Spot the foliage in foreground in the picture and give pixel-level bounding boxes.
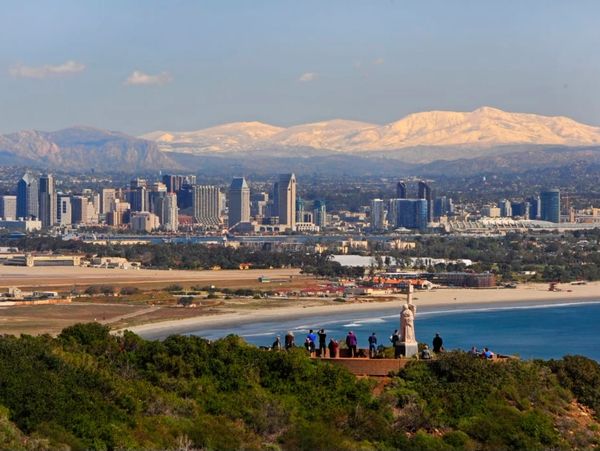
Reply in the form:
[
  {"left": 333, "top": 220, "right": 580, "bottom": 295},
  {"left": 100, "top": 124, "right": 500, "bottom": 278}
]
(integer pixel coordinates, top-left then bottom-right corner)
[{"left": 0, "top": 324, "right": 598, "bottom": 450}]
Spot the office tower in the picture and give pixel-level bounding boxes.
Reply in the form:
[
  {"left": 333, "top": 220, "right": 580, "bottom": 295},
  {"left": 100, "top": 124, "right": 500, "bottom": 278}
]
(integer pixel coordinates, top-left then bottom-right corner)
[
  {"left": 528, "top": 195, "right": 541, "bottom": 219},
  {"left": 192, "top": 185, "right": 221, "bottom": 226},
  {"left": 17, "top": 172, "right": 39, "bottom": 219},
  {"left": 0, "top": 195, "right": 17, "bottom": 220},
  {"left": 295, "top": 197, "right": 305, "bottom": 223},
  {"left": 433, "top": 196, "right": 453, "bottom": 218},
  {"left": 540, "top": 189, "right": 560, "bottom": 223},
  {"left": 396, "top": 181, "right": 407, "bottom": 199},
  {"left": 177, "top": 183, "right": 194, "bottom": 209},
  {"left": 107, "top": 199, "right": 130, "bottom": 227},
  {"left": 387, "top": 199, "right": 401, "bottom": 228},
  {"left": 228, "top": 177, "right": 250, "bottom": 227},
  {"left": 511, "top": 201, "right": 530, "bottom": 219},
  {"left": 162, "top": 174, "right": 180, "bottom": 193},
  {"left": 148, "top": 183, "right": 167, "bottom": 215},
  {"left": 101, "top": 188, "right": 116, "bottom": 214},
  {"left": 277, "top": 173, "right": 297, "bottom": 230},
  {"left": 71, "top": 196, "right": 89, "bottom": 224},
  {"left": 155, "top": 192, "right": 178, "bottom": 231},
  {"left": 370, "top": 199, "right": 386, "bottom": 230},
  {"left": 397, "top": 199, "right": 428, "bottom": 230},
  {"left": 498, "top": 199, "right": 512, "bottom": 217},
  {"left": 38, "top": 174, "right": 57, "bottom": 227},
  {"left": 313, "top": 200, "right": 327, "bottom": 228},
  {"left": 57, "top": 195, "right": 72, "bottom": 226},
  {"left": 251, "top": 192, "right": 269, "bottom": 218},
  {"left": 418, "top": 180, "right": 433, "bottom": 223},
  {"left": 271, "top": 182, "right": 280, "bottom": 218},
  {"left": 129, "top": 178, "right": 148, "bottom": 212}
]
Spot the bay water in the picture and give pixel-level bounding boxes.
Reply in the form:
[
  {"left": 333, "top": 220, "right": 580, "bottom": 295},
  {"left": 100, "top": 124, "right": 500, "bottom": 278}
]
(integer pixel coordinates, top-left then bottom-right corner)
[{"left": 189, "top": 301, "right": 600, "bottom": 361}]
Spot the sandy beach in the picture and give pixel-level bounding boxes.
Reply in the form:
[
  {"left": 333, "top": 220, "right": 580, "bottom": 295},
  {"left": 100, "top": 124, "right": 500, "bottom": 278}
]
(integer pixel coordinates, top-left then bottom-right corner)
[{"left": 126, "top": 281, "right": 600, "bottom": 339}]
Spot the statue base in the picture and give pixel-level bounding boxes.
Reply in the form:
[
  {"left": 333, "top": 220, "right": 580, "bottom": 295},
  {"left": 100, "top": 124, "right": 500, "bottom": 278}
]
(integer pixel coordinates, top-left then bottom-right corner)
[{"left": 397, "top": 342, "right": 418, "bottom": 358}]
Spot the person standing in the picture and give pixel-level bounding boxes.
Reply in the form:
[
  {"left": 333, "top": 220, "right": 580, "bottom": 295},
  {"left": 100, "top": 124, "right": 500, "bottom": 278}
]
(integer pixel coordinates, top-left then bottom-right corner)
[
  {"left": 306, "top": 329, "right": 317, "bottom": 355},
  {"left": 433, "top": 333, "right": 444, "bottom": 353},
  {"left": 368, "top": 332, "right": 378, "bottom": 358},
  {"left": 390, "top": 329, "right": 401, "bottom": 358},
  {"left": 272, "top": 336, "right": 282, "bottom": 351},
  {"left": 346, "top": 331, "right": 358, "bottom": 357},
  {"left": 318, "top": 329, "right": 327, "bottom": 357},
  {"left": 284, "top": 331, "right": 295, "bottom": 350},
  {"left": 328, "top": 338, "right": 339, "bottom": 358}
]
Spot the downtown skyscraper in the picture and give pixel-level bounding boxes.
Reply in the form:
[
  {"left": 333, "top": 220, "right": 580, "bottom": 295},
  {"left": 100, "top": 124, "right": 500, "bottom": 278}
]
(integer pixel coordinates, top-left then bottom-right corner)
[
  {"left": 276, "top": 173, "right": 297, "bottom": 230},
  {"left": 16, "top": 172, "right": 39, "bottom": 220},
  {"left": 38, "top": 174, "right": 57, "bottom": 227},
  {"left": 228, "top": 177, "right": 250, "bottom": 228}
]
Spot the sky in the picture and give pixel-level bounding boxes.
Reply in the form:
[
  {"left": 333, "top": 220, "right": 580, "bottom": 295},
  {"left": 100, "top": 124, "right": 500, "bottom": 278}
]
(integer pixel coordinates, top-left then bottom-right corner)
[{"left": 2, "top": 0, "right": 600, "bottom": 135}]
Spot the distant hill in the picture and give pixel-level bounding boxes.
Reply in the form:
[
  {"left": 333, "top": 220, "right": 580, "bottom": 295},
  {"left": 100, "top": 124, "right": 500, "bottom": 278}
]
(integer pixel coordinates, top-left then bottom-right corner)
[
  {"left": 4, "top": 107, "right": 600, "bottom": 174},
  {"left": 0, "top": 126, "right": 178, "bottom": 172},
  {"left": 143, "top": 107, "right": 600, "bottom": 159}
]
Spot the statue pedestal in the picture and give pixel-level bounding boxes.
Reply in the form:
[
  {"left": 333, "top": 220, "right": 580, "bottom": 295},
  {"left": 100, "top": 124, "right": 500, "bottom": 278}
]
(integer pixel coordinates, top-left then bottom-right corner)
[{"left": 397, "top": 342, "right": 418, "bottom": 358}]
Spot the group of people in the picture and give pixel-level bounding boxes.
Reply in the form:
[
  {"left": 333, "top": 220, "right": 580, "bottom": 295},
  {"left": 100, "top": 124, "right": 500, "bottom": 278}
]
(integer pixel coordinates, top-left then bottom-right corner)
[
  {"left": 272, "top": 329, "right": 448, "bottom": 360},
  {"left": 469, "top": 346, "right": 496, "bottom": 359},
  {"left": 271, "top": 329, "right": 379, "bottom": 358},
  {"left": 272, "top": 330, "right": 498, "bottom": 360}
]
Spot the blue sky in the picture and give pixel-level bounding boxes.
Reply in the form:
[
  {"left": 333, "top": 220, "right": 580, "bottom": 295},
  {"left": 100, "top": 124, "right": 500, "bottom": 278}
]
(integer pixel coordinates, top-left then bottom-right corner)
[{"left": 2, "top": 0, "right": 600, "bottom": 134}]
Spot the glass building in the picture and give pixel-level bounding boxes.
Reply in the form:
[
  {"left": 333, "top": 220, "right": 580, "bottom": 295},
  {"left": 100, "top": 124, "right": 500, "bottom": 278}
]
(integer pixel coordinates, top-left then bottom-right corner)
[{"left": 540, "top": 189, "right": 560, "bottom": 223}]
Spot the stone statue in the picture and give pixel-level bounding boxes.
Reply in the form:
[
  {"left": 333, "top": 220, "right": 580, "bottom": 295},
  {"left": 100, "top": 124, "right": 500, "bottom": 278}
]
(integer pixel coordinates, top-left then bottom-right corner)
[{"left": 400, "top": 303, "right": 416, "bottom": 343}]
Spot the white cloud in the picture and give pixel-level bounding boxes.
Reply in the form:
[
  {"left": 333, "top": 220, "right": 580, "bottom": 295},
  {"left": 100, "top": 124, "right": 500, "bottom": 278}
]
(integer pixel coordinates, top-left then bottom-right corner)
[
  {"left": 298, "top": 72, "right": 317, "bottom": 82},
  {"left": 373, "top": 58, "right": 385, "bottom": 65},
  {"left": 9, "top": 60, "right": 86, "bottom": 79},
  {"left": 125, "top": 70, "right": 172, "bottom": 86}
]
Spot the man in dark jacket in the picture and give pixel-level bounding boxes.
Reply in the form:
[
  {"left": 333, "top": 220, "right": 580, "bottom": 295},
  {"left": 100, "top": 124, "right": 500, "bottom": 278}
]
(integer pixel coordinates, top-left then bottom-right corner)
[{"left": 433, "top": 333, "right": 444, "bottom": 353}]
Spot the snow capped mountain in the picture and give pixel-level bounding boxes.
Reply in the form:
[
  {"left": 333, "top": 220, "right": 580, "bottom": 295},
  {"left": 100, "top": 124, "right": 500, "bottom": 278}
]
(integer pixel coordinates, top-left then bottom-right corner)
[
  {"left": 141, "top": 121, "right": 284, "bottom": 153},
  {"left": 142, "top": 107, "right": 600, "bottom": 154}
]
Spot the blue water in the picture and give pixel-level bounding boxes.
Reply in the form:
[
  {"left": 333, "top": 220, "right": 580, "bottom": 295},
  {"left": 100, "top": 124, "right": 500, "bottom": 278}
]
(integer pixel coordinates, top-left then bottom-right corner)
[{"left": 188, "top": 301, "right": 600, "bottom": 361}]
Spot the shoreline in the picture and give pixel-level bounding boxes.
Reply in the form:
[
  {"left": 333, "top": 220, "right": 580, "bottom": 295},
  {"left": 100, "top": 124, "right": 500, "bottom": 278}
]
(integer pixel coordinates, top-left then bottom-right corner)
[{"left": 125, "top": 282, "right": 600, "bottom": 339}]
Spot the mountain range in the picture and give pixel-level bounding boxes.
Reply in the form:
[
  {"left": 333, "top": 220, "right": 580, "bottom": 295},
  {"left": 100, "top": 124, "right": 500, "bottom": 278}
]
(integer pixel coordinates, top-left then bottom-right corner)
[
  {"left": 141, "top": 107, "right": 600, "bottom": 156},
  {"left": 2, "top": 107, "right": 600, "bottom": 174}
]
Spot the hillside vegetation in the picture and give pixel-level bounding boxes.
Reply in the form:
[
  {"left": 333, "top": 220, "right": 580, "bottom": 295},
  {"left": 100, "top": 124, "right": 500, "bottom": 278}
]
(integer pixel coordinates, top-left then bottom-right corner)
[{"left": 0, "top": 324, "right": 599, "bottom": 450}]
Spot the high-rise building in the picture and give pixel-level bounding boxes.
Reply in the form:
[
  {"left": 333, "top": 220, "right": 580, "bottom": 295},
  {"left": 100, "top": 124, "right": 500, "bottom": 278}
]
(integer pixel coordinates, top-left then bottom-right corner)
[
  {"left": 498, "top": 199, "right": 512, "bottom": 217},
  {"left": 251, "top": 192, "right": 269, "bottom": 218},
  {"left": 38, "top": 174, "right": 57, "bottom": 227},
  {"left": 57, "top": 195, "right": 72, "bottom": 226},
  {"left": 370, "top": 199, "right": 386, "bottom": 230},
  {"left": 17, "top": 172, "right": 39, "bottom": 219},
  {"left": 71, "top": 196, "right": 89, "bottom": 224},
  {"left": 313, "top": 200, "right": 327, "bottom": 228},
  {"left": 295, "top": 197, "right": 305, "bottom": 223},
  {"left": 155, "top": 192, "right": 178, "bottom": 231},
  {"left": 101, "top": 188, "right": 116, "bottom": 214},
  {"left": 528, "top": 196, "right": 541, "bottom": 220},
  {"left": 540, "top": 189, "right": 560, "bottom": 223},
  {"left": 511, "top": 201, "right": 530, "bottom": 219},
  {"left": 396, "top": 181, "right": 407, "bottom": 199},
  {"left": 433, "top": 196, "right": 454, "bottom": 218},
  {"left": 387, "top": 199, "right": 401, "bottom": 228},
  {"left": 397, "top": 199, "right": 428, "bottom": 230},
  {"left": 129, "top": 178, "right": 148, "bottom": 212},
  {"left": 228, "top": 177, "right": 250, "bottom": 228},
  {"left": 418, "top": 181, "right": 433, "bottom": 223},
  {"left": 0, "top": 195, "right": 17, "bottom": 220},
  {"left": 162, "top": 174, "right": 180, "bottom": 193},
  {"left": 192, "top": 185, "right": 221, "bottom": 226},
  {"left": 276, "top": 173, "right": 297, "bottom": 230}
]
